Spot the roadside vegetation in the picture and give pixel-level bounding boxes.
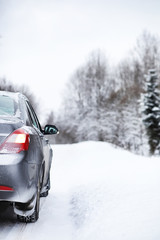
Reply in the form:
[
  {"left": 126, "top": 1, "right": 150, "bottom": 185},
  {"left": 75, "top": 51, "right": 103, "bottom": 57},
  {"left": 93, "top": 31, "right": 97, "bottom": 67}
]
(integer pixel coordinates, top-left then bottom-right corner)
[{"left": 54, "top": 31, "right": 160, "bottom": 156}]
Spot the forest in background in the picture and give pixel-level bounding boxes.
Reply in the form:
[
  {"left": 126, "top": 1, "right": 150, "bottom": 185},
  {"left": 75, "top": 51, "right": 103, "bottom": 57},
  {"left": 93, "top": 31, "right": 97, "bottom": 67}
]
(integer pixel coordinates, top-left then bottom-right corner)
[
  {"left": 1, "top": 31, "right": 160, "bottom": 156},
  {"left": 54, "top": 31, "right": 160, "bottom": 156}
]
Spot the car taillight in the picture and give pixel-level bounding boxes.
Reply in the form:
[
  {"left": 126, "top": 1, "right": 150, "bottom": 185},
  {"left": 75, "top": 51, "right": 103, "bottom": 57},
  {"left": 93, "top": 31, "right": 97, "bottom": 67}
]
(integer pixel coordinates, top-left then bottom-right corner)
[
  {"left": 0, "top": 128, "right": 30, "bottom": 154},
  {"left": 0, "top": 186, "right": 14, "bottom": 191}
]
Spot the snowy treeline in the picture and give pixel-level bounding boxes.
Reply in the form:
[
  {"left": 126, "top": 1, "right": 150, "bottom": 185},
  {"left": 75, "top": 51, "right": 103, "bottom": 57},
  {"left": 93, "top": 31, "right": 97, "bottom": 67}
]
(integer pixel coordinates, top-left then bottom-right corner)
[{"left": 54, "top": 31, "right": 160, "bottom": 155}]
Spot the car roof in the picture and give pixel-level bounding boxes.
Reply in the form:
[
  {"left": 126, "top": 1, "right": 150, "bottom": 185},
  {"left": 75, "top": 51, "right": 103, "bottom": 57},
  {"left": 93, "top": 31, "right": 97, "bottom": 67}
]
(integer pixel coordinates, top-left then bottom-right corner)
[
  {"left": 0, "top": 91, "right": 28, "bottom": 102},
  {"left": 0, "top": 90, "right": 19, "bottom": 98}
]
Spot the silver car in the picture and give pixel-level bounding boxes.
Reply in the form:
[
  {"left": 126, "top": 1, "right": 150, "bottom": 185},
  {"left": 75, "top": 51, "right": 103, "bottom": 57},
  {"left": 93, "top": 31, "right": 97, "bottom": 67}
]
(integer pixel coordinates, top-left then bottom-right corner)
[{"left": 0, "top": 91, "right": 58, "bottom": 222}]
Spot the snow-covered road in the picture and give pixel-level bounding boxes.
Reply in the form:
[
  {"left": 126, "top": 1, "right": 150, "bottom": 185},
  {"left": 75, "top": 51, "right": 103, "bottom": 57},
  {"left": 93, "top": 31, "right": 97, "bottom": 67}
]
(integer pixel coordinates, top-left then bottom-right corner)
[{"left": 1, "top": 141, "right": 160, "bottom": 240}]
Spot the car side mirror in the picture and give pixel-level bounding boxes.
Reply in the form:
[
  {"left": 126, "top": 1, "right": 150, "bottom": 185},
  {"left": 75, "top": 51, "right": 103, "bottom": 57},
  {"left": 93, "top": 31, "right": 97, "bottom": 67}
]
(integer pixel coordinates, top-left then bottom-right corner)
[{"left": 44, "top": 125, "right": 59, "bottom": 135}]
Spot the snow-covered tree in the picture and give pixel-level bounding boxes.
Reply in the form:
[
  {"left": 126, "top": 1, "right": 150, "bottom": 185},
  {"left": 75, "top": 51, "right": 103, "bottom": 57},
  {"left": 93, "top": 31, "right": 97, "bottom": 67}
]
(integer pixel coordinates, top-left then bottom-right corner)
[
  {"left": 59, "top": 50, "right": 113, "bottom": 142},
  {"left": 134, "top": 31, "right": 160, "bottom": 74},
  {"left": 143, "top": 70, "right": 160, "bottom": 155}
]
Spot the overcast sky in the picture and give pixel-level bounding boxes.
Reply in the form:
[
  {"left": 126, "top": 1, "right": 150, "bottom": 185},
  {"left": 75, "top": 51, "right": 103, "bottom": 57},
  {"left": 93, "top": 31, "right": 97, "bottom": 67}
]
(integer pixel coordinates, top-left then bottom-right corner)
[{"left": 0, "top": 0, "right": 160, "bottom": 116}]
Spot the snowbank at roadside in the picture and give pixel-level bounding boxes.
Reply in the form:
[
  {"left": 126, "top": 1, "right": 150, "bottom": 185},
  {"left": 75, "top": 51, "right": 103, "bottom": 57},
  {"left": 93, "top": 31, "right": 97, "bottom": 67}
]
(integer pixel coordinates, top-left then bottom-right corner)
[{"left": 53, "top": 141, "right": 160, "bottom": 240}]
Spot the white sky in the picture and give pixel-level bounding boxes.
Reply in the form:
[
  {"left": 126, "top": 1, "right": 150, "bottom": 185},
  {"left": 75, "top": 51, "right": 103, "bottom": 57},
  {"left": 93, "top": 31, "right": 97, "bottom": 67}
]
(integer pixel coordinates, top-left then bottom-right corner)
[{"left": 0, "top": 0, "right": 160, "bottom": 115}]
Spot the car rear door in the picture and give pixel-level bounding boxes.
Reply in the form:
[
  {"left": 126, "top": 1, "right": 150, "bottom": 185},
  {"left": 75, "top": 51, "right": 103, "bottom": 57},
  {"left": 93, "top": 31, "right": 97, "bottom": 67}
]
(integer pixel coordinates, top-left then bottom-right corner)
[{"left": 25, "top": 101, "right": 51, "bottom": 186}]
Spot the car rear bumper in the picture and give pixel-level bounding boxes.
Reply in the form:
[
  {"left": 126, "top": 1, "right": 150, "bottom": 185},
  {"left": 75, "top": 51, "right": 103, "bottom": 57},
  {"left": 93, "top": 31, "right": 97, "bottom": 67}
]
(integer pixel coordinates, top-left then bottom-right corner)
[{"left": 0, "top": 152, "right": 38, "bottom": 204}]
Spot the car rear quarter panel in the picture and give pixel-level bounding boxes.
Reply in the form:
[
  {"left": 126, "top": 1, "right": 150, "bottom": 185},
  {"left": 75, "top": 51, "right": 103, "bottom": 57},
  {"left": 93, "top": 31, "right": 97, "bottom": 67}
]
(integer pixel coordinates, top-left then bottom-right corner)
[{"left": 0, "top": 132, "right": 43, "bottom": 204}]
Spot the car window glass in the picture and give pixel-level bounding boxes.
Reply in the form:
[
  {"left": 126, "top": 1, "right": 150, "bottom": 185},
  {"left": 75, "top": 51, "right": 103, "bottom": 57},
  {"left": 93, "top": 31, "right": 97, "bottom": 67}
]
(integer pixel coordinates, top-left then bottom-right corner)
[
  {"left": 26, "top": 102, "right": 38, "bottom": 129},
  {"left": 0, "top": 95, "right": 15, "bottom": 116},
  {"left": 26, "top": 101, "right": 42, "bottom": 132}
]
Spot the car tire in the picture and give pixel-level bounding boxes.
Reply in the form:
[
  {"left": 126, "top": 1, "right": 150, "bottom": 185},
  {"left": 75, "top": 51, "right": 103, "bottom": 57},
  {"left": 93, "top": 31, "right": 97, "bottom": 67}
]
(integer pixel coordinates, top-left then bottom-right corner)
[{"left": 17, "top": 178, "right": 41, "bottom": 223}]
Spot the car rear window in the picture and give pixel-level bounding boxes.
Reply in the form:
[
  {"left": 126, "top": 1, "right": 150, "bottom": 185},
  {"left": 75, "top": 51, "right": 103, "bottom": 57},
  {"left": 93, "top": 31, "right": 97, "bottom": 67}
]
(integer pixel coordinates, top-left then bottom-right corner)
[{"left": 0, "top": 95, "right": 15, "bottom": 116}]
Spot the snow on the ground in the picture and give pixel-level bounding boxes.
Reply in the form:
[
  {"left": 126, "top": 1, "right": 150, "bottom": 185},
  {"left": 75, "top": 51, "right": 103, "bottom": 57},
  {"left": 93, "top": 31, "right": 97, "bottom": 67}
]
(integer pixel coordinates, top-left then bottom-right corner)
[
  {"left": 53, "top": 141, "right": 160, "bottom": 240},
  {"left": 1, "top": 141, "right": 160, "bottom": 240}
]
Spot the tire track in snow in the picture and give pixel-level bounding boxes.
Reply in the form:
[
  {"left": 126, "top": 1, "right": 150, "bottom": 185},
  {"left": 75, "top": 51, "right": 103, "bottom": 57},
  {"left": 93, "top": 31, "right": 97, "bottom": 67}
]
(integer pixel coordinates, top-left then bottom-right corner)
[{"left": 12, "top": 223, "right": 27, "bottom": 240}]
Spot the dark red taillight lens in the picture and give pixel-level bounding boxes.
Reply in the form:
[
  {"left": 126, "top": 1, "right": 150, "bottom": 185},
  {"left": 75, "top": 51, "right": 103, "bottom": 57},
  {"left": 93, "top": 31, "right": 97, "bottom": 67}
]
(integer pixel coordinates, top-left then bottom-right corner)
[
  {"left": 0, "top": 128, "right": 30, "bottom": 154},
  {"left": 0, "top": 186, "right": 14, "bottom": 191}
]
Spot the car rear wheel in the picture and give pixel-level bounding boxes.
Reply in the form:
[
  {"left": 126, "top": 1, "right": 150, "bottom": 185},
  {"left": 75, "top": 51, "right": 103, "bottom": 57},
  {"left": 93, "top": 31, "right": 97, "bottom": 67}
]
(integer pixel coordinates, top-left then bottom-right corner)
[{"left": 17, "top": 179, "right": 41, "bottom": 223}]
